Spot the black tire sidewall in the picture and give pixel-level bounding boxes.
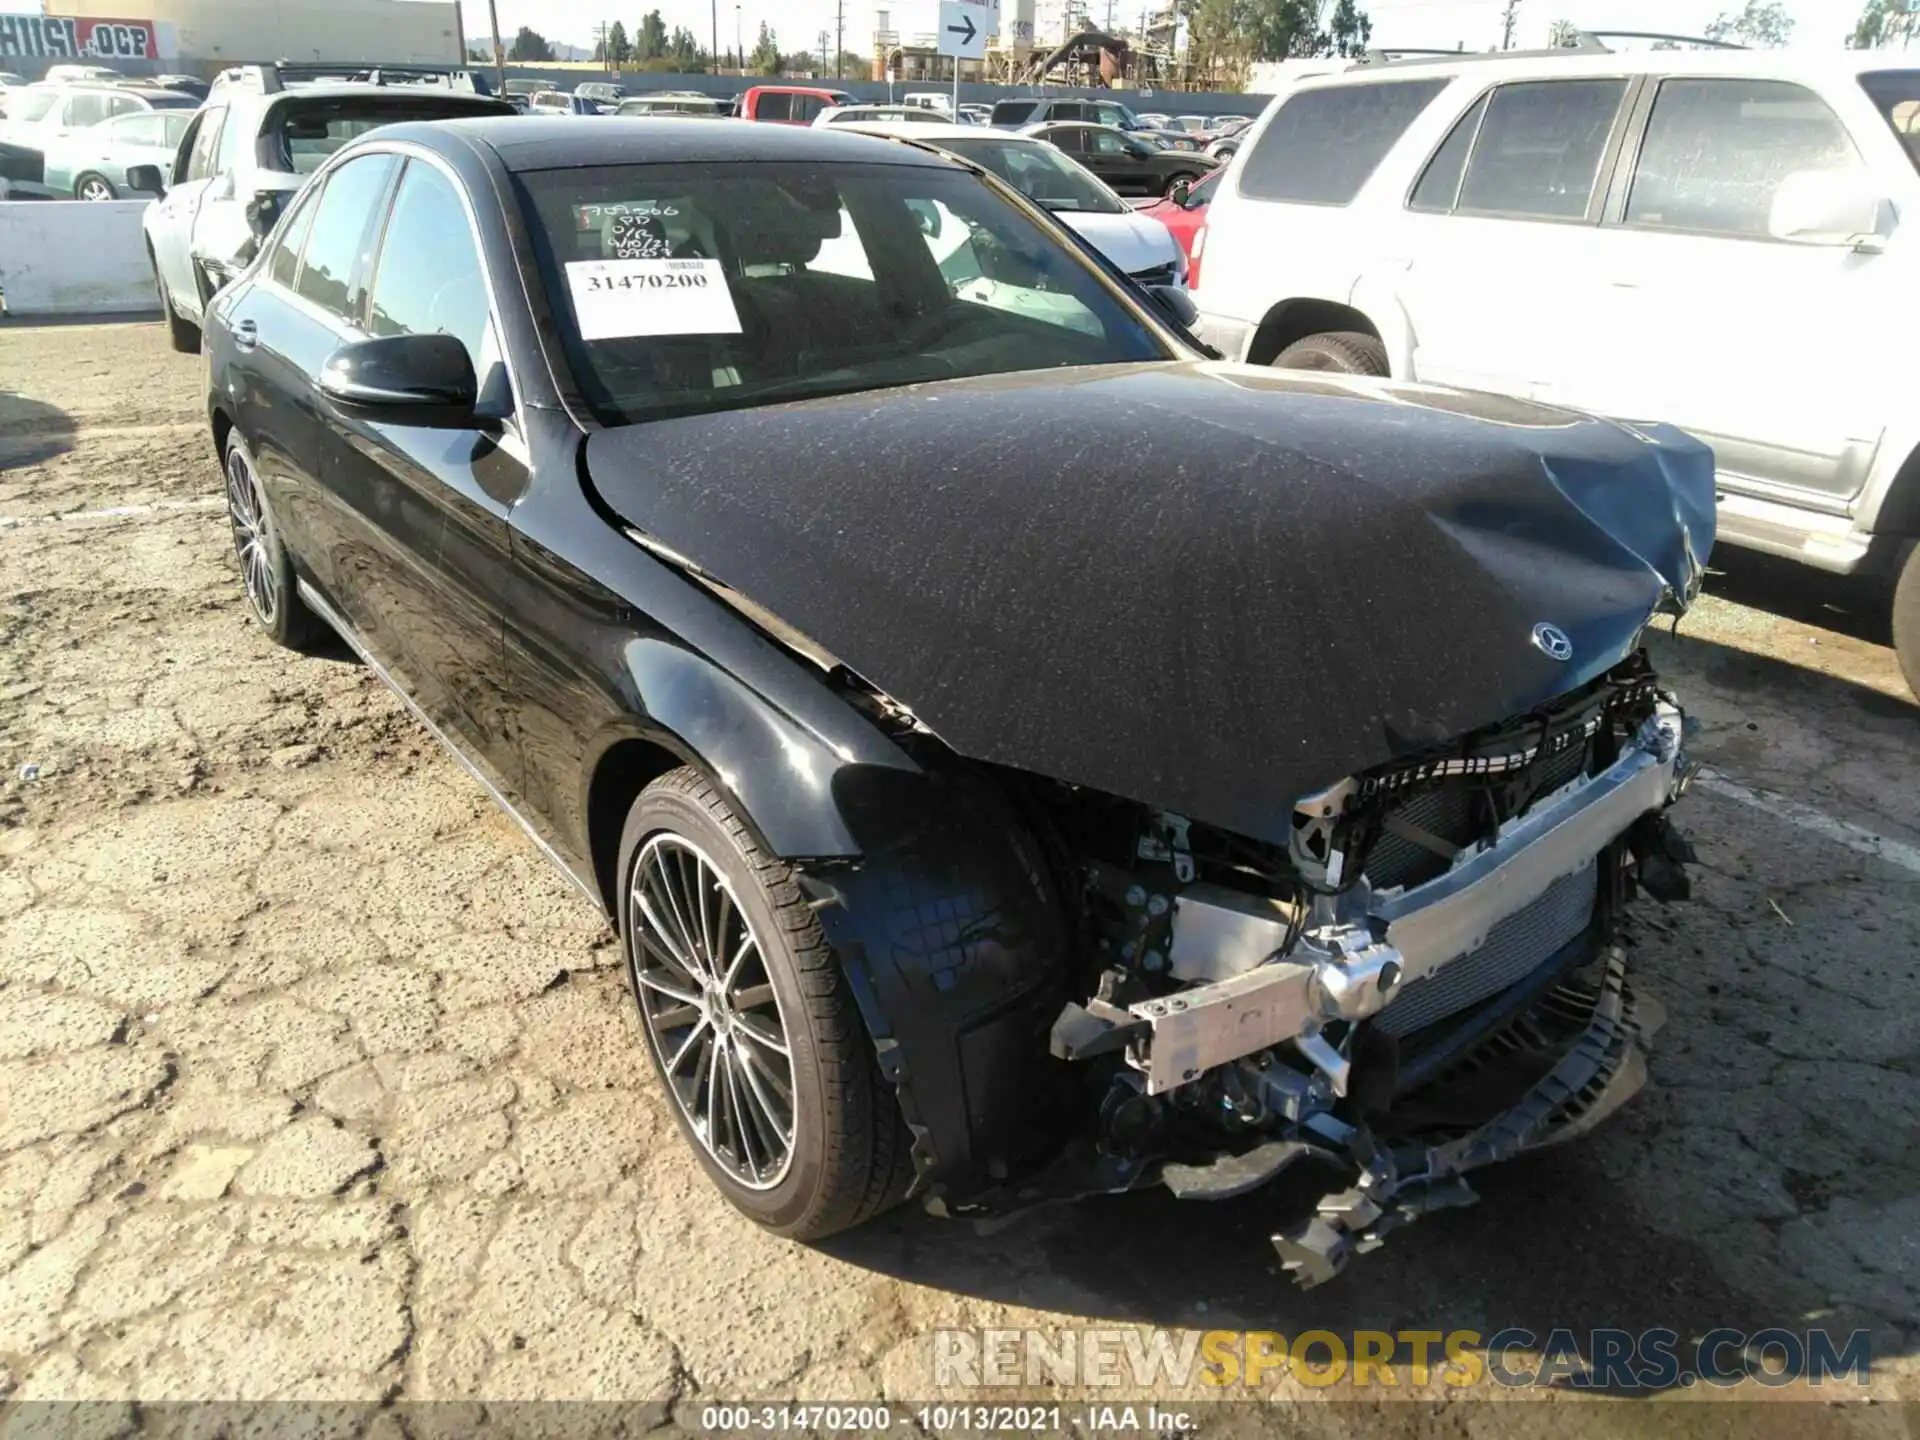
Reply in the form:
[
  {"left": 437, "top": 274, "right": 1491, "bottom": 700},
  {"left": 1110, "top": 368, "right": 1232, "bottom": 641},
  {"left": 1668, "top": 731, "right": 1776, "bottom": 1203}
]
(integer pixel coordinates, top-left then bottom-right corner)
[
  {"left": 615, "top": 781, "right": 841, "bottom": 1234},
  {"left": 1272, "top": 332, "right": 1388, "bottom": 377}
]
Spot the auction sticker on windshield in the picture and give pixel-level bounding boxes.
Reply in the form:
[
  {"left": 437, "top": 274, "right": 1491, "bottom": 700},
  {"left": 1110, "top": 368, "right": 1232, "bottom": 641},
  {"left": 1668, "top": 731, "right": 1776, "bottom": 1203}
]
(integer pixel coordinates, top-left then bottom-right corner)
[{"left": 565, "top": 258, "right": 742, "bottom": 340}]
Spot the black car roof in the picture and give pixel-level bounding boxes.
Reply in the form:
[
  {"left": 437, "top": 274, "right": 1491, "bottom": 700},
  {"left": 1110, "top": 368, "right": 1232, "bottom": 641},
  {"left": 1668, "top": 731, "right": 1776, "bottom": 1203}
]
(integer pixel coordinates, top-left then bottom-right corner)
[{"left": 379, "top": 116, "right": 952, "bottom": 170}]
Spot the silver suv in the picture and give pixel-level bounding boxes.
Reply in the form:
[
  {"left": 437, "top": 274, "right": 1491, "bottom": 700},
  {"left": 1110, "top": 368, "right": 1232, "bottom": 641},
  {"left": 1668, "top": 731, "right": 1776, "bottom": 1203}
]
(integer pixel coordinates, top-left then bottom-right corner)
[{"left": 139, "top": 63, "right": 508, "bottom": 352}]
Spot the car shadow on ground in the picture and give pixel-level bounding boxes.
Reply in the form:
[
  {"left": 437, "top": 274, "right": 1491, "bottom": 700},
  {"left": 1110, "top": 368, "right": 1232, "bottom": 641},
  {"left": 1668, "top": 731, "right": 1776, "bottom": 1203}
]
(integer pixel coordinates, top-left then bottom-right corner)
[
  {"left": 0, "top": 391, "right": 77, "bottom": 472},
  {"left": 1703, "top": 547, "right": 1896, "bottom": 651}
]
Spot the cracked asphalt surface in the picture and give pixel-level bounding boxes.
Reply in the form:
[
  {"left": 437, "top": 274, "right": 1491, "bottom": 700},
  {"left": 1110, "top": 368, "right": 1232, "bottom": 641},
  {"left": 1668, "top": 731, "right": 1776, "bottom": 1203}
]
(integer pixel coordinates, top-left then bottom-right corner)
[{"left": 0, "top": 322, "right": 1916, "bottom": 1430}]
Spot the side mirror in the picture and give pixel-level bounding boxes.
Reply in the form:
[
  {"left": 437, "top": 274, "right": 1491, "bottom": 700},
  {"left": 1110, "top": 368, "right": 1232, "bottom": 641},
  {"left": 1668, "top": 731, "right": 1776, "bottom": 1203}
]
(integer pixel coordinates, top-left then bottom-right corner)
[
  {"left": 1768, "top": 169, "right": 1891, "bottom": 250},
  {"left": 1147, "top": 283, "right": 1199, "bottom": 330},
  {"left": 1168, "top": 178, "right": 1192, "bottom": 208},
  {"left": 126, "top": 163, "right": 166, "bottom": 195},
  {"left": 320, "top": 334, "right": 477, "bottom": 428}
]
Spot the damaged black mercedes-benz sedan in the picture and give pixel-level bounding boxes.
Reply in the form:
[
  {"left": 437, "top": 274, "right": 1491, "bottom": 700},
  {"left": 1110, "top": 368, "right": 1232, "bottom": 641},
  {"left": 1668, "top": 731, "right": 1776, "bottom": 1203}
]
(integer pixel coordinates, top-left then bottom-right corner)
[{"left": 202, "top": 117, "right": 1715, "bottom": 1285}]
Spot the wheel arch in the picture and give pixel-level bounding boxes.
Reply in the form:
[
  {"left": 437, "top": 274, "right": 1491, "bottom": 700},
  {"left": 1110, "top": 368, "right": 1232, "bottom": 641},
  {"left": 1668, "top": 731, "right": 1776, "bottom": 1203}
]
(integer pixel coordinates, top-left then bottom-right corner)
[
  {"left": 1863, "top": 440, "right": 1920, "bottom": 542},
  {"left": 1247, "top": 296, "right": 1387, "bottom": 369}
]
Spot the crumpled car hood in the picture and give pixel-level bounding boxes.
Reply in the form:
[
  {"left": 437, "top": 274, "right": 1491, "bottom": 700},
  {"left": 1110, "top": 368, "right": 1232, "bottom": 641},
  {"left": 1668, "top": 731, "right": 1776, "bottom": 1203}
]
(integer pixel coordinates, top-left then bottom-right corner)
[{"left": 585, "top": 362, "right": 1715, "bottom": 847}]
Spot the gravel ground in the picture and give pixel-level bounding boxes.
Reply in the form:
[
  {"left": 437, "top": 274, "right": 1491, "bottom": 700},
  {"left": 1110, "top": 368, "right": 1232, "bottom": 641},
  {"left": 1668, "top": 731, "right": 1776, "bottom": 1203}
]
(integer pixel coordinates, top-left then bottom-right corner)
[{"left": 1, "top": 322, "right": 1916, "bottom": 1432}]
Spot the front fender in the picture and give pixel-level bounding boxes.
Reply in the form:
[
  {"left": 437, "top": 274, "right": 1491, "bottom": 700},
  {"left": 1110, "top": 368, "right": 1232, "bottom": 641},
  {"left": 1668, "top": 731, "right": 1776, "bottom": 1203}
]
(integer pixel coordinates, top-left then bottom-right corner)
[{"left": 621, "top": 637, "right": 905, "bottom": 858}]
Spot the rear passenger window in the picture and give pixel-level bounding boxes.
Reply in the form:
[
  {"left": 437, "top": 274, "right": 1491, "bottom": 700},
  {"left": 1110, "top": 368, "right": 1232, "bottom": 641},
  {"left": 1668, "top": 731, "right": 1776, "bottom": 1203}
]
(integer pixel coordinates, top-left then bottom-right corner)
[
  {"left": 1626, "top": 78, "right": 1861, "bottom": 238},
  {"left": 293, "top": 153, "right": 398, "bottom": 322},
  {"left": 1409, "top": 93, "right": 1488, "bottom": 212},
  {"left": 757, "top": 93, "right": 790, "bottom": 121},
  {"left": 212, "top": 104, "right": 245, "bottom": 173},
  {"left": 1455, "top": 79, "right": 1628, "bottom": 220},
  {"left": 1240, "top": 80, "right": 1448, "bottom": 205},
  {"left": 182, "top": 107, "right": 223, "bottom": 181},
  {"left": 268, "top": 188, "right": 319, "bottom": 289}
]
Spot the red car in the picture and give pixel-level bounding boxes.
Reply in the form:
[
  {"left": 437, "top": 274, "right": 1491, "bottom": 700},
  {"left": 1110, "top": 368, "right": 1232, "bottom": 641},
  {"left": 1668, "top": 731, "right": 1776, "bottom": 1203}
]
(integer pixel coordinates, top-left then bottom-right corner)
[
  {"left": 739, "top": 85, "right": 854, "bottom": 124},
  {"left": 1135, "top": 168, "right": 1220, "bottom": 282}
]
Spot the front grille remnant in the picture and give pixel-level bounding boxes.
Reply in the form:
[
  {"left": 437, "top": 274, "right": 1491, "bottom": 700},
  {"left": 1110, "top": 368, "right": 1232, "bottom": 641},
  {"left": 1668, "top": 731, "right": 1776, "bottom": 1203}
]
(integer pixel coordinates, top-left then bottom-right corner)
[{"left": 1374, "top": 859, "right": 1599, "bottom": 1036}]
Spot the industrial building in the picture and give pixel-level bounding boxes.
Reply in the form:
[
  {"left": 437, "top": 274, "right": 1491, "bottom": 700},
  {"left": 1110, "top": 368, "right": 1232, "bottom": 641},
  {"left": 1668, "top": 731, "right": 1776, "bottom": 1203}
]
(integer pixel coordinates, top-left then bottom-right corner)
[{"left": 65, "top": 0, "right": 463, "bottom": 68}]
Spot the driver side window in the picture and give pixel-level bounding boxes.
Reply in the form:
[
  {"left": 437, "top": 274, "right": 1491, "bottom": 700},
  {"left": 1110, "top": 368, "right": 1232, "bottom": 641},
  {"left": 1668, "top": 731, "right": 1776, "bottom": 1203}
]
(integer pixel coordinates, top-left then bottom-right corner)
[
  {"left": 1089, "top": 130, "right": 1129, "bottom": 155},
  {"left": 366, "top": 159, "right": 492, "bottom": 367}
]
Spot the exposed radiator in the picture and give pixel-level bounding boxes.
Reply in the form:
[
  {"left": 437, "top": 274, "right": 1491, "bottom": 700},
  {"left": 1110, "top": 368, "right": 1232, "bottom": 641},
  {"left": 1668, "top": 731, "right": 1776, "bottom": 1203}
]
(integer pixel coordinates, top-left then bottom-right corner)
[{"left": 1374, "top": 859, "right": 1598, "bottom": 1036}]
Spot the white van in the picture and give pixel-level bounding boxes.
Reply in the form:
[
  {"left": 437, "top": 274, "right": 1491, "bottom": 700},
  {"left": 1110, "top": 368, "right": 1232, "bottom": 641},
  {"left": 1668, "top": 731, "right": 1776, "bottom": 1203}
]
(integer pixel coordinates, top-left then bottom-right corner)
[{"left": 1190, "top": 45, "right": 1920, "bottom": 692}]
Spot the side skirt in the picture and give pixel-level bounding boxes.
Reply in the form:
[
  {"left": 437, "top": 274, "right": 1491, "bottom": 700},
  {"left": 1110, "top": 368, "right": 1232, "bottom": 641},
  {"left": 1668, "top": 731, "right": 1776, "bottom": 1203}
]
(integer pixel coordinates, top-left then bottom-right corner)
[{"left": 295, "top": 578, "right": 608, "bottom": 918}]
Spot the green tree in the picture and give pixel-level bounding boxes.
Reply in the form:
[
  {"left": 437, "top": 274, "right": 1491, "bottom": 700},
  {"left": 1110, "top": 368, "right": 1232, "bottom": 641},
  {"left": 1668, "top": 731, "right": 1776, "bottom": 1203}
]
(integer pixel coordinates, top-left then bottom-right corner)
[
  {"left": 606, "top": 20, "right": 632, "bottom": 63},
  {"left": 508, "top": 25, "right": 554, "bottom": 61},
  {"left": 1545, "top": 17, "right": 1581, "bottom": 45},
  {"left": 751, "top": 20, "right": 783, "bottom": 74},
  {"left": 637, "top": 9, "right": 668, "bottom": 59},
  {"left": 666, "top": 25, "right": 708, "bottom": 71},
  {"left": 1322, "top": 0, "right": 1371, "bottom": 56},
  {"left": 1705, "top": 0, "right": 1795, "bottom": 46},
  {"left": 1850, "top": 0, "right": 1917, "bottom": 47}
]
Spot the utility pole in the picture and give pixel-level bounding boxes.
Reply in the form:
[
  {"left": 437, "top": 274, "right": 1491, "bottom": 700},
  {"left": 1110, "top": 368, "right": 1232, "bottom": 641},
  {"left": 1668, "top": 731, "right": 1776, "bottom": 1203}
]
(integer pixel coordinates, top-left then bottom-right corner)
[
  {"left": 711, "top": 0, "right": 719, "bottom": 70},
  {"left": 485, "top": 0, "right": 504, "bottom": 91},
  {"left": 836, "top": 0, "right": 845, "bottom": 79},
  {"left": 819, "top": 28, "right": 830, "bottom": 75},
  {"left": 1500, "top": 0, "right": 1521, "bottom": 49}
]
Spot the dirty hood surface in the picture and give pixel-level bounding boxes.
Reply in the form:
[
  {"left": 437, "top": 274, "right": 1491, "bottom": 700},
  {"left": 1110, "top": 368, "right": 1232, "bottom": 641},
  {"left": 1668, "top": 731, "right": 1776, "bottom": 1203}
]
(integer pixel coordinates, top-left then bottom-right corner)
[{"left": 585, "top": 362, "right": 1715, "bottom": 846}]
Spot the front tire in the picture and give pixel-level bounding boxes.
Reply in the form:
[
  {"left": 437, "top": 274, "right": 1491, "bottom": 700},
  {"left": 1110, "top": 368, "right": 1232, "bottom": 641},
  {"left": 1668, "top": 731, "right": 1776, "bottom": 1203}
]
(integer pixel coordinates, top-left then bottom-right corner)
[
  {"left": 1162, "top": 170, "right": 1200, "bottom": 197},
  {"left": 74, "top": 172, "right": 117, "bottom": 202},
  {"left": 1272, "top": 330, "right": 1390, "bottom": 376},
  {"left": 1892, "top": 540, "right": 1920, "bottom": 700},
  {"left": 618, "top": 768, "right": 911, "bottom": 1240},
  {"left": 222, "top": 430, "right": 323, "bottom": 651}
]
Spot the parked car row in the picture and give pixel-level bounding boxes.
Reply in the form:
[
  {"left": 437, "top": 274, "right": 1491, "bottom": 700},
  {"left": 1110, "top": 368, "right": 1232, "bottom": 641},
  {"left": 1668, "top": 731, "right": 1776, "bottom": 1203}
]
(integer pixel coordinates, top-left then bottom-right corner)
[{"left": 195, "top": 112, "right": 1713, "bottom": 1293}]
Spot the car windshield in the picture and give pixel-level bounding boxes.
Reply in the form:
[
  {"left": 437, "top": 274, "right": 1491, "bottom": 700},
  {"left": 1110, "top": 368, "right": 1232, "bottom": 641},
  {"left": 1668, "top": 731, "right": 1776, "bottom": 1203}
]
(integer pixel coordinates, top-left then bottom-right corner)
[
  {"left": 1861, "top": 71, "right": 1920, "bottom": 173},
  {"left": 516, "top": 159, "right": 1170, "bottom": 427},
  {"left": 146, "top": 93, "right": 199, "bottom": 110},
  {"left": 935, "top": 135, "right": 1125, "bottom": 214}
]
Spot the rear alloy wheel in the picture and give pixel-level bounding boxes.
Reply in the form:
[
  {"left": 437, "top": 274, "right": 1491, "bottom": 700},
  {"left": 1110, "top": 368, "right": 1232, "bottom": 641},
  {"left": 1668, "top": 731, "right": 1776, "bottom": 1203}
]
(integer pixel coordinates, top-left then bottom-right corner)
[
  {"left": 1893, "top": 539, "right": 1920, "bottom": 700},
  {"left": 1272, "top": 330, "right": 1390, "bottom": 377},
  {"left": 74, "top": 172, "right": 117, "bottom": 202},
  {"left": 1162, "top": 170, "right": 1200, "bottom": 197},
  {"left": 222, "top": 432, "right": 322, "bottom": 651},
  {"left": 618, "top": 768, "right": 912, "bottom": 1239}
]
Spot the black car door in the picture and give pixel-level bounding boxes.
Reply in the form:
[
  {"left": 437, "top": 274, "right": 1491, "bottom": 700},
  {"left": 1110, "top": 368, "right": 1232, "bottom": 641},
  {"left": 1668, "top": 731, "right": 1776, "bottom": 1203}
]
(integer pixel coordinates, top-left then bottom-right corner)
[
  {"left": 220, "top": 156, "right": 398, "bottom": 610},
  {"left": 320, "top": 153, "right": 527, "bottom": 787},
  {"left": 1082, "top": 127, "right": 1152, "bottom": 195}
]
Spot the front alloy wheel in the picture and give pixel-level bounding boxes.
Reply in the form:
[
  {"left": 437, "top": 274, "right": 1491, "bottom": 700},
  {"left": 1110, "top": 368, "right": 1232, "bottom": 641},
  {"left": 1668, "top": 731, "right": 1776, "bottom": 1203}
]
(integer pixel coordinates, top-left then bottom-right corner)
[
  {"left": 629, "top": 832, "right": 797, "bottom": 1189},
  {"left": 76, "top": 173, "right": 117, "bottom": 202},
  {"left": 616, "top": 768, "right": 912, "bottom": 1239}
]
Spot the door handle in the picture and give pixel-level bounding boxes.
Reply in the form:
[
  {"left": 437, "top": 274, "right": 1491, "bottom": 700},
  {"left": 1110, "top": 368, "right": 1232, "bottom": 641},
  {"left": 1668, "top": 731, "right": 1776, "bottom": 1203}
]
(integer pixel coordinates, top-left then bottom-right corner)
[{"left": 232, "top": 319, "right": 258, "bottom": 351}]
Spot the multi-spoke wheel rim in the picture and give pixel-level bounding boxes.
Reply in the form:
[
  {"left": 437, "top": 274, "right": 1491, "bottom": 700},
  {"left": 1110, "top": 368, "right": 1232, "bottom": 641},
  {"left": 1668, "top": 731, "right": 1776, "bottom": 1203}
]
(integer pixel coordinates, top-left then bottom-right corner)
[
  {"left": 79, "top": 178, "right": 113, "bottom": 202},
  {"left": 224, "top": 446, "right": 278, "bottom": 626},
  {"left": 627, "top": 833, "right": 796, "bottom": 1190}
]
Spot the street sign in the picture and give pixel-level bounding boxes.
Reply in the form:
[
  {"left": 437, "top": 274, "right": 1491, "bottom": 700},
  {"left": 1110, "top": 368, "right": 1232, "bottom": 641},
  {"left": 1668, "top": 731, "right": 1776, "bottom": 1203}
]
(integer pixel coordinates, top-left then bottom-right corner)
[
  {"left": 938, "top": 0, "right": 989, "bottom": 60},
  {"left": 958, "top": 0, "right": 1002, "bottom": 39}
]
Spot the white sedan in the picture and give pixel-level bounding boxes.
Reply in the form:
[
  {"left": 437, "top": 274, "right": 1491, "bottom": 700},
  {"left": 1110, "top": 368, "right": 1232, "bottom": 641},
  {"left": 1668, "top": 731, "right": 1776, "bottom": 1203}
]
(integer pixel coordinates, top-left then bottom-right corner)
[{"left": 829, "top": 121, "right": 1189, "bottom": 288}]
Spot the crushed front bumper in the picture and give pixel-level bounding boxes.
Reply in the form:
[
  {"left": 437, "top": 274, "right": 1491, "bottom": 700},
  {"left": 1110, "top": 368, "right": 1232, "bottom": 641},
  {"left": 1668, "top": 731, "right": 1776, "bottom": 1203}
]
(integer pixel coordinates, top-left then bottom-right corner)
[{"left": 1271, "top": 946, "right": 1664, "bottom": 1286}]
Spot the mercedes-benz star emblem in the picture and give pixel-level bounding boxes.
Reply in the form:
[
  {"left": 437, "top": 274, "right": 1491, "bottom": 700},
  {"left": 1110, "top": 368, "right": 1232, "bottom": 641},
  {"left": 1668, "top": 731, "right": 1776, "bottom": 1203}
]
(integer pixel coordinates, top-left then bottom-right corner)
[{"left": 1532, "top": 622, "right": 1574, "bottom": 662}]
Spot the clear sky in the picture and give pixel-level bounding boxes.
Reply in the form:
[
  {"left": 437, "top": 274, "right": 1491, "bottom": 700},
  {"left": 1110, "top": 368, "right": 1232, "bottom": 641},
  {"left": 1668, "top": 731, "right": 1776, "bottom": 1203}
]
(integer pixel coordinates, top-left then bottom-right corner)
[{"left": 475, "top": 0, "right": 1864, "bottom": 56}]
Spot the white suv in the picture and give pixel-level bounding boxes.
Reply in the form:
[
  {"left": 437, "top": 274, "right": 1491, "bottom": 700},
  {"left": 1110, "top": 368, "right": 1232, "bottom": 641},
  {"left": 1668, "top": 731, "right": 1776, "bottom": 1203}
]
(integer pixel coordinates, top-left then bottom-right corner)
[
  {"left": 140, "top": 64, "right": 508, "bottom": 354},
  {"left": 1191, "top": 47, "right": 1920, "bottom": 692}
]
